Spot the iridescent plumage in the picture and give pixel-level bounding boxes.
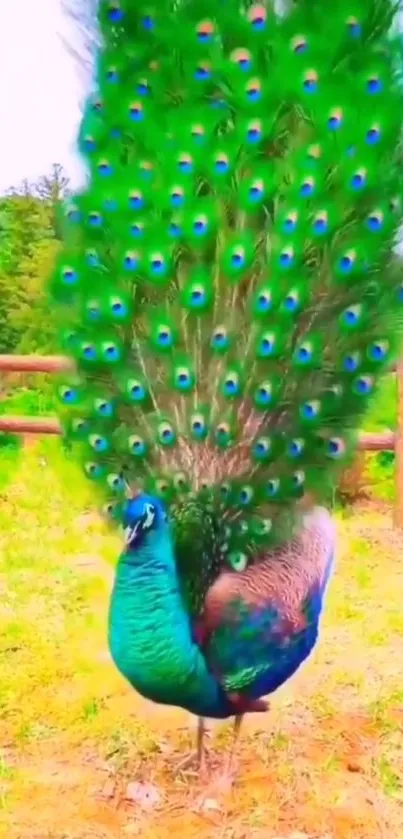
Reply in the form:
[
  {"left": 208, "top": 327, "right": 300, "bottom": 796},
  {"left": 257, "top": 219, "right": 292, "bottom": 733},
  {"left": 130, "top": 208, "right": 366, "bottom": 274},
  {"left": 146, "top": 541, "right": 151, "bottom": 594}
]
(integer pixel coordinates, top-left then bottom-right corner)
[{"left": 51, "top": 0, "right": 403, "bottom": 775}]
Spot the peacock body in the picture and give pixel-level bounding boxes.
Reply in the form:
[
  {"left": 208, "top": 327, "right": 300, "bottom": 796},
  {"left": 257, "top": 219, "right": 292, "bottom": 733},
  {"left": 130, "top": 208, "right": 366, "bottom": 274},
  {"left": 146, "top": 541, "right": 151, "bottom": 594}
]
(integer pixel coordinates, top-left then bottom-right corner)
[{"left": 51, "top": 0, "right": 403, "bottom": 751}]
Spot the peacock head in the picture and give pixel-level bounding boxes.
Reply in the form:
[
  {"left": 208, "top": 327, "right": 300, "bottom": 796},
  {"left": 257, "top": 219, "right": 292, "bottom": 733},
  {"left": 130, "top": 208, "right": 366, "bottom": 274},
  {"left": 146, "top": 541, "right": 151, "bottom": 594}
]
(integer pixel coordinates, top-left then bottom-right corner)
[{"left": 122, "top": 493, "right": 168, "bottom": 551}]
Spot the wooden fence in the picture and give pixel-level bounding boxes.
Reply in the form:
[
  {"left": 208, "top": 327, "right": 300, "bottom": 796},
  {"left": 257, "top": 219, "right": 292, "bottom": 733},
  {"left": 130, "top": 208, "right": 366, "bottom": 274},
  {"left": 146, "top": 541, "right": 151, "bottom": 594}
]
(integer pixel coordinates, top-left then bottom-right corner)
[{"left": 1, "top": 354, "right": 403, "bottom": 527}]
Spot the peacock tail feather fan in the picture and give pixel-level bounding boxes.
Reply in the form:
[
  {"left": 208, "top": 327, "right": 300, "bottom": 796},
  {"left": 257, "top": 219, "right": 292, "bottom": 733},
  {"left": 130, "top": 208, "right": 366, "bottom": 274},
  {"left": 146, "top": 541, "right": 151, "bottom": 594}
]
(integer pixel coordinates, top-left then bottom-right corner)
[{"left": 52, "top": 0, "right": 403, "bottom": 588}]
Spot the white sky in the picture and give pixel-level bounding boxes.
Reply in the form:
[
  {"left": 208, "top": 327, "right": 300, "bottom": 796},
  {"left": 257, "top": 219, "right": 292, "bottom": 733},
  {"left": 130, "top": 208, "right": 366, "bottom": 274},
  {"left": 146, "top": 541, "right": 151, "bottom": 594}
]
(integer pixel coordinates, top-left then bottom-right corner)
[{"left": 0, "top": 0, "right": 86, "bottom": 193}]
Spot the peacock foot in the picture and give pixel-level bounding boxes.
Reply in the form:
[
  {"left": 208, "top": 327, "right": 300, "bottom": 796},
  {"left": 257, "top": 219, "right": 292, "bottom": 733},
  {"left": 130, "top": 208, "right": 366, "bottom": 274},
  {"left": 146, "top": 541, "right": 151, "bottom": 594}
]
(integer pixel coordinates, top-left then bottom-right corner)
[{"left": 173, "top": 745, "right": 211, "bottom": 780}]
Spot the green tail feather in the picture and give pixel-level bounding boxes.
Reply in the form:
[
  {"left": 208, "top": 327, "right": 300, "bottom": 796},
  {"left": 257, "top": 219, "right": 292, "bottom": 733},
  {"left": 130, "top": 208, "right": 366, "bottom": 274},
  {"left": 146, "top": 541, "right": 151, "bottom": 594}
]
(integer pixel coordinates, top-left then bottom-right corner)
[{"left": 51, "top": 0, "right": 403, "bottom": 577}]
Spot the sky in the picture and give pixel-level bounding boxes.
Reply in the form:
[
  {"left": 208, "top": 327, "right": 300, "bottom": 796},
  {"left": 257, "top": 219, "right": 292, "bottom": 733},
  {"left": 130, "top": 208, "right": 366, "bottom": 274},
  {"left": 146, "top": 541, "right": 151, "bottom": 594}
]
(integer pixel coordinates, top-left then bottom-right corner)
[{"left": 0, "top": 0, "right": 87, "bottom": 194}]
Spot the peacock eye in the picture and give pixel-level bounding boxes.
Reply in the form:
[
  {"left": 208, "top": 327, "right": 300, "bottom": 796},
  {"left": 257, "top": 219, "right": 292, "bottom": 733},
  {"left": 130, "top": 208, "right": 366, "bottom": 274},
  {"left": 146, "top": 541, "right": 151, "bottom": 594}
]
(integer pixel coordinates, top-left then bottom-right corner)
[
  {"left": 58, "top": 386, "right": 78, "bottom": 404},
  {"left": 291, "top": 35, "right": 308, "bottom": 53},
  {"left": 288, "top": 438, "right": 305, "bottom": 457},
  {"left": 81, "top": 343, "right": 97, "bottom": 361},
  {"left": 94, "top": 398, "right": 114, "bottom": 417},
  {"left": 102, "top": 342, "right": 120, "bottom": 362},
  {"left": 107, "top": 473, "right": 125, "bottom": 492},
  {"left": 252, "top": 436, "right": 272, "bottom": 461},
  {"left": 239, "top": 485, "right": 254, "bottom": 505},
  {"left": 266, "top": 478, "right": 280, "bottom": 498},
  {"left": 127, "top": 379, "right": 146, "bottom": 402},
  {"left": 190, "top": 412, "right": 208, "bottom": 440},
  {"left": 61, "top": 266, "right": 78, "bottom": 285},
  {"left": 228, "top": 551, "right": 248, "bottom": 572},
  {"left": 89, "top": 434, "right": 109, "bottom": 453},
  {"left": 157, "top": 421, "right": 176, "bottom": 446},
  {"left": 128, "top": 434, "right": 147, "bottom": 456},
  {"left": 326, "top": 437, "right": 346, "bottom": 458},
  {"left": 247, "top": 3, "right": 267, "bottom": 30}
]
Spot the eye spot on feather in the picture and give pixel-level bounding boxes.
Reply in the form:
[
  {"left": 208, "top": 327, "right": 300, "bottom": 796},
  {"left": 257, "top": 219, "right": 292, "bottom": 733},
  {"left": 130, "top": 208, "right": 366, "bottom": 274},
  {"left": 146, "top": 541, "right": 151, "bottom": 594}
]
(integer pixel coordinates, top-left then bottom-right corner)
[
  {"left": 94, "top": 399, "right": 114, "bottom": 418},
  {"left": 239, "top": 485, "right": 254, "bottom": 505},
  {"left": 327, "top": 437, "right": 346, "bottom": 459},
  {"left": 295, "top": 342, "right": 313, "bottom": 364},
  {"left": 219, "top": 482, "right": 231, "bottom": 500},
  {"left": 231, "top": 247, "right": 245, "bottom": 268},
  {"left": 168, "top": 220, "right": 182, "bottom": 238},
  {"left": 265, "top": 478, "right": 280, "bottom": 498},
  {"left": 106, "top": 67, "right": 119, "bottom": 83},
  {"left": 343, "top": 304, "right": 362, "bottom": 327},
  {"left": 214, "top": 422, "right": 232, "bottom": 447},
  {"left": 102, "top": 342, "right": 121, "bottom": 362},
  {"left": 71, "top": 418, "right": 89, "bottom": 435},
  {"left": 247, "top": 4, "right": 267, "bottom": 30},
  {"left": 85, "top": 461, "right": 105, "bottom": 480},
  {"left": 66, "top": 204, "right": 81, "bottom": 223},
  {"left": 85, "top": 300, "right": 101, "bottom": 321},
  {"left": 312, "top": 211, "right": 328, "bottom": 235},
  {"left": 222, "top": 372, "right": 241, "bottom": 397},
  {"left": 129, "top": 101, "right": 144, "bottom": 121},
  {"left": 157, "top": 422, "right": 176, "bottom": 446},
  {"left": 211, "top": 326, "right": 229, "bottom": 350},
  {"left": 58, "top": 386, "right": 78, "bottom": 405},
  {"left": 230, "top": 48, "right": 252, "bottom": 71},
  {"left": 83, "top": 135, "right": 96, "bottom": 153},
  {"left": 252, "top": 436, "right": 272, "bottom": 461},
  {"left": 142, "top": 15, "right": 155, "bottom": 30},
  {"left": 107, "top": 3, "right": 124, "bottom": 22},
  {"left": 258, "top": 332, "right": 276, "bottom": 357},
  {"left": 255, "top": 288, "right": 273, "bottom": 313},
  {"left": 288, "top": 438, "right": 305, "bottom": 458},
  {"left": 156, "top": 326, "right": 173, "bottom": 348},
  {"left": 136, "top": 79, "right": 150, "bottom": 96},
  {"left": 303, "top": 69, "right": 318, "bottom": 93},
  {"left": 214, "top": 153, "right": 230, "bottom": 174},
  {"left": 346, "top": 16, "right": 361, "bottom": 37},
  {"left": 195, "top": 62, "right": 211, "bottom": 81},
  {"left": 291, "top": 35, "right": 307, "bottom": 54},
  {"left": 110, "top": 298, "right": 127, "bottom": 318},
  {"left": 174, "top": 366, "right": 194, "bottom": 392},
  {"left": 190, "top": 412, "right": 208, "bottom": 440},
  {"left": 127, "top": 379, "right": 146, "bottom": 402},
  {"left": 89, "top": 434, "right": 109, "bottom": 453},
  {"left": 149, "top": 252, "right": 167, "bottom": 276},
  {"left": 300, "top": 400, "right": 320, "bottom": 421},
  {"left": 327, "top": 107, "right": 343, "bottom": 130},
  {"left": 366, "top": 124, "right": 381, "bottom": 145},
  {"left": 248, "top": 178, "right": 265, "bottom": 203},
  {"left": 81, "top": 343, "right": 97, "bottom": 362},
  {"left": 229, "top": 551, "right": 248, "bottom": 572},
  {"left": 123, "top": 250, "right": 139, "bottom": 271},
  {"left": 254, "top": 381, "right": 273, "bottom": 407},
  {"left": 61, "top": 266, "right": 78, "bottom": 286},
  {"left": 367, "top": 75, "right": 382, "bottom": 94},
  {"left": 88, "top": 211, "right": 103, "bottom": 227},
  {"left": 300, "top": 176, "right": 315, "bottom": 197},
  {"left": 128, "top": 435, "right": 147, "bottom": 456},
  {"left": 107, "top": 473, "right": 125, "bottom": 492},
  {"left": 368, "top": 340, "right": 389, "bottom": 362},
  {"left": 353, "top": 375, "right": 374, "bottom": 396},
  {"left": 283, "top": 290, "right": 300, "bottom": 313},
  {"left": 85, "top": 249, "right": 99, "bottom": 266},
  {"left": 338, "top": 249, "right": 356, "bottom": 274},
  {"left": 190, "top": 123, "right": 206, "bottom": 144},
  {"left": 306, "top": 143, "right": 321, "bottom": 164},
  {"left": 292, "top": 470, "right": 305, "bottom": 488},
  {"left": 245, "top": 79, "right": 261, "bottom": 102},
  {"left": 130, "top": 221, "right": 144, "bottom": 238},
  {"left": 343, "top": 352, "right": 361, "bottom": 372},
  {"left": 279, "top": 246, "right": 294, "bottom": 269},
  {"left": 366, "top": 210, "right": 383, "bottom": 231},
  {"left": 193, "top": 215, "right": 208, "bottom": 236},
  {"left": 196, "top": 19, "right": 215, "bottom": 41},
  {"left": 351, "top": 168, "right": 367, "bottom": 190},
  {"left": 283, "top": 211, "right": 298, "bottom": 233},
  {"left": 170, "top": 186, "right": 185, "bottom": 207},
  {"left": 129, "top": 190, "right": 144, "bottom": 210}
]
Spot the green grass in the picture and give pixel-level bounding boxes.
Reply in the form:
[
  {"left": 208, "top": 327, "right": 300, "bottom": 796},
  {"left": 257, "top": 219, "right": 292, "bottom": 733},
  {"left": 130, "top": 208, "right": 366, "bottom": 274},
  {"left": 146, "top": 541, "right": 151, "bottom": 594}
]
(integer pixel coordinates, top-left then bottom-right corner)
[{"left": 0, "top": 443, "right": 402, "bottom": 838}]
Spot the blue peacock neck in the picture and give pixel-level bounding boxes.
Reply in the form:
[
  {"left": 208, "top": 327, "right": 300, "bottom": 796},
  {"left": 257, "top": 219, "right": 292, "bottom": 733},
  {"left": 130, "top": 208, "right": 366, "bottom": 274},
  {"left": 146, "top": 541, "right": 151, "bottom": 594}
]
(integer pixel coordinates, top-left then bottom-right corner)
[{"left": 108, "top": 524, "right": 232, "bottom": 720}]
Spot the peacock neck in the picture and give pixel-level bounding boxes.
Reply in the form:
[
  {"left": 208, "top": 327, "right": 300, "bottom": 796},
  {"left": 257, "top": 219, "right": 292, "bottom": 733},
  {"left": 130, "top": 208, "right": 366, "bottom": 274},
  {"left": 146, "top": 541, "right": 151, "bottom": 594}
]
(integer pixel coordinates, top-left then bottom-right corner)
[{"left": 108, "top": 526, "right": 232, "bottom": 720}]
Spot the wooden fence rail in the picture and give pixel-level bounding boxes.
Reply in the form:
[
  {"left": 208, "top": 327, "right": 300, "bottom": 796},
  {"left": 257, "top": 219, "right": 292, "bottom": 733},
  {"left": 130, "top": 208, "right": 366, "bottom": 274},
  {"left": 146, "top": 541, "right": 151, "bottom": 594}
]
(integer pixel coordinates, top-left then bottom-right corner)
[{"left": 1, "top": 354, "right": 402, "bottom": 526}]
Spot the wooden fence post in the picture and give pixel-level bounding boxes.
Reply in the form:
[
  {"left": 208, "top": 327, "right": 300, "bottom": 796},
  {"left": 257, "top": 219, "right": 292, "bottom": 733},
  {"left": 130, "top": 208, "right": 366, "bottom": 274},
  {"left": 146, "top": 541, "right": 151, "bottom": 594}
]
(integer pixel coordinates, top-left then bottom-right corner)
[{"left": 394, "top": 361, "right": 403, "bottom": 528}]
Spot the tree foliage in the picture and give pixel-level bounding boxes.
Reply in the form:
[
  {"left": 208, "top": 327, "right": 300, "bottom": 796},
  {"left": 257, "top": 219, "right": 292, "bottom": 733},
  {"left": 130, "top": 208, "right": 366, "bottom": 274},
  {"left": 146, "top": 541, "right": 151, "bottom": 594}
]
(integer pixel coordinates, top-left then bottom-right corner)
[{"left": 0, "top": 165, "right": 70, "bottom": 354}]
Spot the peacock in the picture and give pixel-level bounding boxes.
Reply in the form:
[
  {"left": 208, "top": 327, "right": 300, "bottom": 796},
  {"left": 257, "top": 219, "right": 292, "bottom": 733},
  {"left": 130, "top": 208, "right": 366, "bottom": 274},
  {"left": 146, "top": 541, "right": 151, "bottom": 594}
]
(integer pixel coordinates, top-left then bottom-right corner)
[{"left": 50, "top": 0, "right": 403, "bottom": 780}]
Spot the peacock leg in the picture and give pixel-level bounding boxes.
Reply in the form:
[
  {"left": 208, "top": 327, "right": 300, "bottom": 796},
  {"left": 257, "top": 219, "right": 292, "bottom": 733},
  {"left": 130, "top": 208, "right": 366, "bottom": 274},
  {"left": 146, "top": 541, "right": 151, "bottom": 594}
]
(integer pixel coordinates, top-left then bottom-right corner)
[
  {"left": 175, "top": 717, "right": 211, "bottom": 777},
  {"left": 223, "top": 713, "right": 243, "bottom": 780}
]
